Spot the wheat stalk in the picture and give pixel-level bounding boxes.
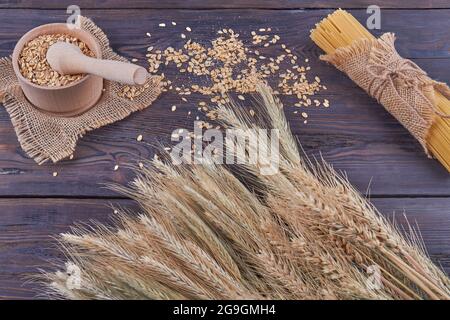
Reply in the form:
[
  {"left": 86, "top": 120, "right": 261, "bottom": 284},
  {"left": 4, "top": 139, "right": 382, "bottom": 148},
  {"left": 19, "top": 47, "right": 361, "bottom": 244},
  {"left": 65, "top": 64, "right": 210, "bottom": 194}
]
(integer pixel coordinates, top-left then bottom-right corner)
[{"left": 40, "top": 84, "right": 449, "bottom": 300}]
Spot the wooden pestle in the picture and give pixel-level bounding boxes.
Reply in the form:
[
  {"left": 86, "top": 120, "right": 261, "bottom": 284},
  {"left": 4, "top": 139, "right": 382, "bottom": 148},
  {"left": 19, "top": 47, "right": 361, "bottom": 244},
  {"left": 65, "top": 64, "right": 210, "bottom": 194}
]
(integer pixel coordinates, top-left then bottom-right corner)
[{"left": 46, "top": 42, "right": 148, "bottom": 85}]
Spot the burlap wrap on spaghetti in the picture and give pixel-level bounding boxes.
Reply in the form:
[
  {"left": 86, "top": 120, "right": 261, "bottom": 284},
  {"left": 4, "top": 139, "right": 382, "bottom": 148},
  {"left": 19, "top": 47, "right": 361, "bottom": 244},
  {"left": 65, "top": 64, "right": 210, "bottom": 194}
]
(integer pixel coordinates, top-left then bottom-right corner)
[
  {"left": 321, "top": 32, "right": 450, "bottom": 156},
  {"left": 0, "top": 16, "right": 162, "bottom": 164}
]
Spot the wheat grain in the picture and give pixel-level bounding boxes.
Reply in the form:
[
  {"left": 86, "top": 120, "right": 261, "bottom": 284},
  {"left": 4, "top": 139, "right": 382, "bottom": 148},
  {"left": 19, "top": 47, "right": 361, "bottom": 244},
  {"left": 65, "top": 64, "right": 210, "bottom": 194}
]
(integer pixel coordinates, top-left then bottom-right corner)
[{"left": 19, "top": 34, "right": 94, "bottom": 86}]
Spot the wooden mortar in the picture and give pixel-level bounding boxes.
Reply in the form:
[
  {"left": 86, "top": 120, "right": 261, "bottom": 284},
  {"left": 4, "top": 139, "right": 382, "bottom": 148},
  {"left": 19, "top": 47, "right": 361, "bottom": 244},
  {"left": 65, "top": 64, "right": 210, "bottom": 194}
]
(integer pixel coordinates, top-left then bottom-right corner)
[{"left": 12, "top": 23, "right": 103, "bottom": 117}]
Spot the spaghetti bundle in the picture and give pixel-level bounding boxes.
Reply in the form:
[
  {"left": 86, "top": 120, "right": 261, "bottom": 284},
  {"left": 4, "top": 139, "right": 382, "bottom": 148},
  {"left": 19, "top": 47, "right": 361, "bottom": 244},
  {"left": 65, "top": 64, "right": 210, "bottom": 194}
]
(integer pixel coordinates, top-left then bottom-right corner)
[{"left": 311, "top": 9, "right": 450, "bottom": 172}]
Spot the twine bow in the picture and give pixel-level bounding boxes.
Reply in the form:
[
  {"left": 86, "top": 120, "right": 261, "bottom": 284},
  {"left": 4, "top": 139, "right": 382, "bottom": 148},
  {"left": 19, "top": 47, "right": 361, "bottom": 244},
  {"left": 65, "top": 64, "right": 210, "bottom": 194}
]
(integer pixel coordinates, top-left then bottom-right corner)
[{"left": 367, "top": 55, "right": 450, "bottom": 119}]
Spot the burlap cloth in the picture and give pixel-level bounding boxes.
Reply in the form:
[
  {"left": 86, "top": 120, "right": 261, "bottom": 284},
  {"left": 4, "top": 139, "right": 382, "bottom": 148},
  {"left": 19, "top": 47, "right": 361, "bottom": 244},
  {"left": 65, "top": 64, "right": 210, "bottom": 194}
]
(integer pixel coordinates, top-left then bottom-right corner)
[
  {"left": 321, "top": 33, "right": 450, "bottom": 156},
  {"left": 0, "top": 16, "right": 162, "bottom": 164}
]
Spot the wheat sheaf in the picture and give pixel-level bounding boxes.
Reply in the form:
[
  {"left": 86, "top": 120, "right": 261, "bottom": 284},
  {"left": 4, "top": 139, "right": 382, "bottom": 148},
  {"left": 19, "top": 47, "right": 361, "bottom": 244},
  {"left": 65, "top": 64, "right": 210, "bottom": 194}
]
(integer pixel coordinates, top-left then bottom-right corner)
[{"left": 42, "top": 85, "right": 450, "bottom": 300}]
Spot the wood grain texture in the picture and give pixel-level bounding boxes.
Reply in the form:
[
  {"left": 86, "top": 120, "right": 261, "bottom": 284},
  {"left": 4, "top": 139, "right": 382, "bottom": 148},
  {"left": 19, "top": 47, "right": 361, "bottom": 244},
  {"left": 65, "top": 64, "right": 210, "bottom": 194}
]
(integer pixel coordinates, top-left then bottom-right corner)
[
  {"left": 1, "top": 9, "right": 450, "bottom": 196},
  {"left": 0, "top": 199, "right": 138, "bottom": 299},
  {"left": 372, "top": 198, "right": 450, "bottom": 276},
  {"left": 0, "top": 4, "right": 450, "bottom": 299},
  {"left": 1, "top": 9, "right": 450, "bottom": 60},
  {"left": 0, "top": 197, "right": 448, "bottom": 299},
  {"left": 1, "top": 0, "right": 450, "bottom": 9}
]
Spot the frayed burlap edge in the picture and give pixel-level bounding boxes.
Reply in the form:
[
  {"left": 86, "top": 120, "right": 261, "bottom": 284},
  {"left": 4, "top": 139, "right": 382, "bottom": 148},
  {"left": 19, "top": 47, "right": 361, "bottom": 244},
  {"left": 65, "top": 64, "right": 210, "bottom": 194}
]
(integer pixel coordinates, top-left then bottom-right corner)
[
  {"left": 0, "top": 16, "right": 162, "bottom": 164},
  {"left": 320, "top": 32, "right": 450, "bottom": 156}
]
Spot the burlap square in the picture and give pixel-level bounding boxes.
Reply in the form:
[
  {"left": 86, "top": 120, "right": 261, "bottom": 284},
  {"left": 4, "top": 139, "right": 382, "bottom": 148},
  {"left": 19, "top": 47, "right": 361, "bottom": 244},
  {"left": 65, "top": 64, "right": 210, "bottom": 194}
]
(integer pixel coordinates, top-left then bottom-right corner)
[{"left": 0, "top": 16, "right": 162, "bottom": 164}]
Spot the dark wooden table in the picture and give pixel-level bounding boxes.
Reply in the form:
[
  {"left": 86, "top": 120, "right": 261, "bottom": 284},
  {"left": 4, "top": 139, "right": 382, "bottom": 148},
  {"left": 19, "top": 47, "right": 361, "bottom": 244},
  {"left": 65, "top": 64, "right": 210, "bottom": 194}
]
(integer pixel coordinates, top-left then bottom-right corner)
[{"left": 1, "top": 1, "right": 449, "bottom": 299}]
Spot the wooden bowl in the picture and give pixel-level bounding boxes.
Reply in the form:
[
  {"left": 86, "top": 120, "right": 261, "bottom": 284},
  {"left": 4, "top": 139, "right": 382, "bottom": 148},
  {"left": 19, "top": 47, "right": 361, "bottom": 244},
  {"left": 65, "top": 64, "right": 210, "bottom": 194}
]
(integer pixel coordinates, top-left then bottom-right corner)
[{"left": 12, "top": 23, "right": 103, "bottom": 117}]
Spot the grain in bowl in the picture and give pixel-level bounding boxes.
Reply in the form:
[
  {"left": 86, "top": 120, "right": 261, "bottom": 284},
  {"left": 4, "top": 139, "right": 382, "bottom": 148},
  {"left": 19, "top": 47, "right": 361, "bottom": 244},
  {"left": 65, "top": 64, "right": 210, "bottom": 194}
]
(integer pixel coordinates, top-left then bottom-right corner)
[{"left": 18, "top": 33, "right": 95, "bottom": 87}]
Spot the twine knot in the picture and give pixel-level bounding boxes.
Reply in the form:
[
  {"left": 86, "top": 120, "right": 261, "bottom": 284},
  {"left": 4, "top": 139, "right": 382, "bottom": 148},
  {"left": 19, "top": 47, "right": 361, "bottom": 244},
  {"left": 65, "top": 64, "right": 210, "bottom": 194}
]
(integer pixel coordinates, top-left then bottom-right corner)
[
  {"left": 321, "top": 32, "right": 450, "bottom": 156},
  {"left": 367, "top": 55, "right": 450, "bottom": 119},
  {"left": 367, "top": 57, "right": 426, "bottom": 100}
]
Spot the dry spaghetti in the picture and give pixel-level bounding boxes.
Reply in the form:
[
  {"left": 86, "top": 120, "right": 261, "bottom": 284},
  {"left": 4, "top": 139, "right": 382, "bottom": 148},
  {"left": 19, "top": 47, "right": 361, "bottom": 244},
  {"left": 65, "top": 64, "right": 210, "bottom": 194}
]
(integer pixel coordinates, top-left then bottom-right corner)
[{"left": 311, "top": 9, "right": 450, "bottom": 172}]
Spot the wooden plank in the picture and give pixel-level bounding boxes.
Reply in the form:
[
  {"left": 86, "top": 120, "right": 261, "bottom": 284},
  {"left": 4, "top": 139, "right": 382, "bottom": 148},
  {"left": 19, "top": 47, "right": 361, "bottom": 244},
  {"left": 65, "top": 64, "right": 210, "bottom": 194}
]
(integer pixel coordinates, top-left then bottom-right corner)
[
  {"left": 372, "top": 198, "right": 450, "bottom": 275},
  {"left": 0, "top": 198, "right": 138, "bottom": 299},
  {"left": 1, "top": 0, "right": 450, "bottom": 9},
  {"left": 0, "top": 197, "right": 448, "bottom": 299},
  {"left": 1, "top": 9, "right": 449, "bottom": 59},
  {"left": 1, "top": 9, "right": 450, "bottom": 197}
]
